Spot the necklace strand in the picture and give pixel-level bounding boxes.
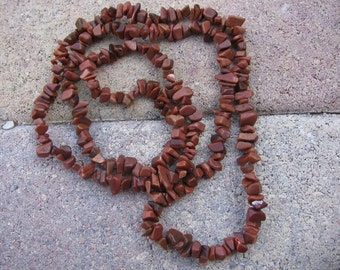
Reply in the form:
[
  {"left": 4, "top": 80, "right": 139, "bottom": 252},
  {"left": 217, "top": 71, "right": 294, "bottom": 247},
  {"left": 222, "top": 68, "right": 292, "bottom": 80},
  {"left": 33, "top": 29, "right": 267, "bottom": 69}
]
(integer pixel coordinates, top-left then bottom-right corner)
[{"left": 32, "top": 2, "right": 267, "bottom": 263}]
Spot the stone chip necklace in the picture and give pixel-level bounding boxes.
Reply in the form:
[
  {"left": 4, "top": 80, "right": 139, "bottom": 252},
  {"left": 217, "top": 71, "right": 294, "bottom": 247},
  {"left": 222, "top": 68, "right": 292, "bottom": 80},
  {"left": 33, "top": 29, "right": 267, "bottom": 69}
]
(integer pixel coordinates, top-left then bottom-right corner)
[{"left": 32, "top": 2, "right": 267, "bottom": 263}]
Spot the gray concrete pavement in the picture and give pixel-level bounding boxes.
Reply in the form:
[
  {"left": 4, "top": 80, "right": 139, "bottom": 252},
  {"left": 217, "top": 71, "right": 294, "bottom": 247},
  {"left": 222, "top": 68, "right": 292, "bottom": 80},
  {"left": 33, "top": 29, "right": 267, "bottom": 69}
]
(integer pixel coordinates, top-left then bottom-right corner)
[
  {"left": 1, "top": 115, "right": 339, "bottom": 269},
  {"left": 0, "top": 0, "right": 339, "bottom": 125},
  {"left": 0, "top": 0, "right": 339, "bottom": 269}
]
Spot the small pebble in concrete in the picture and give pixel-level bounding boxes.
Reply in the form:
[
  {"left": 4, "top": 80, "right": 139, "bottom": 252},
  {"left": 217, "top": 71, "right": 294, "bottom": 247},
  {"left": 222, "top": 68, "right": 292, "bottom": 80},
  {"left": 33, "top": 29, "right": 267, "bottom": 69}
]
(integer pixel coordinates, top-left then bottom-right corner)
[{"left": 2, "top": 121, "right": 15, "bottom": 130}]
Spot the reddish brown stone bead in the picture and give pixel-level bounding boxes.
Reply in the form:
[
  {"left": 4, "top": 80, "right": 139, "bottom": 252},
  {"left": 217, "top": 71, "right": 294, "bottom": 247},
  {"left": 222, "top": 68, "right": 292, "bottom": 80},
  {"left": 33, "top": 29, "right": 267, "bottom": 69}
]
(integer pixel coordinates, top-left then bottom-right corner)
[
  {"left": 150, "top": 223, "right": 163, "bottom": 241},
  {"left": 246, "top": 182, "right": 262, "bottom": 195},
  {"left": 150, "top": 192, "right": 167, "bottom": 206},
  {"left": 121, "top": 176, "right": 132, "bottom": 190},
  {"left": 224, "top": 237, "right": 235, "bottom": 252},
  {"left": 172, "top": 87, "right": 193, "bottom": 101},
  {"left": 236, "top": 141, "right": 253, "bottom": 150},
  {"left": 123, "top": 157, "right": 137, "bottom": 173},
  {"left": 235, "top": 90, "right": 254, "bottom": 100},
  {"left": 161, "top": 58, "right": 173, "bottom": 70},
  {"left": 166, "top": 228, "right": 185, "bottom": 248},
  {"left": 63, "top": 156, "right": 76, "bottom": 169},
  {"left": 142, "top": 210, "right": 159, "bottom": 222},
  {"left": 35, "top": 124, "right": 48, "bottom": 135},
  {"left": 64, "top": 70, "right": 80, "bottom": 81},
  {"left": 214, "top": 115, "right": 231, "bottom": 127},
  {"left": 208, "top": 158, "right": 222, "bottom": 171},
  {"left": 188, "top": 109, "right": 203, "bottom": 122},
  {"left": 203, "top": 7, "right": 217, "bottom": 21},
  {"left": 235, "top": 241, "right": 248, "bottom": 253},
  {"left": 170, "top": 139, "right": 185, "bottom": 149},
  {"left": 166, "top": 114, "right": 185, "bottom": 127},
  {"left": 157, "top": 165, "right": 172, "bottom": 191},
  {"left": 215, "top": 73, "right": 238, "bottom": 84},
  {"left": 214, "top": 31, "right": 228, "bottom": 44},
  {"left": 191, "top": 241, "right": 202, "bottom": 258},
  {"left": 198, "top": 162, "right": 214, "bottom": 178},
  {"left": 208, "top": 246, "right": 216, "bottom": 260},
  {"left": 172, "top": 23, "right": 183, "bottom": 40},
  {"left": 108, "top": 175, "right": 121, "bottom": 195},
  {"left": 158, "top": 237, "right": 168, "bottom": 250},
  {"left": 201, "top": 20, "right": 211, "bottom": 34},
  {"left": 240, "top": 111, "right": 258, "bottom": 126},
  {"left": 179, "top": 234, "right": 193, "bottom": 257},
  {"left": 36, "top": 142, "right": 52, "bottom": 158},
  {"left": 232, "top": 232, "right": 248, "bottom": 253},
  {"left": 215, "top": 244, "right": 227, "bottom": 260},
  {"left": 238, "top": 132, "right": 258, "bottom": 142},
  {"left": 243, "top": 225, "right": 259, "bottom": 244},
  {"left": 199, "top": 245, "right": 209, "bottom": 264},
  {"left": 141, "top": 221, "right": 155, "bottom": 230},
  {"left": 79, "top": 59, "right": 97, "bottom": 72},
  {"left": 226, "top": 15, "right": 245, "bottom": 27},
  {"left": 78, "top": 163, "right": 95, "bottom": 179},
  {"left": 208, "top": 141, "right": 225, "bottom": 153},
  {"left": 124, "top": 40, "right": 137, "bottom": 51},
  {"left": 247, "top": 208, "right": 266, "bottom": 223},
  {"left": 92, "top": 153, "right": 105, "bottom": 165},
  {"left": 218, "top": 42, "right": 232, "bottom": 55}
]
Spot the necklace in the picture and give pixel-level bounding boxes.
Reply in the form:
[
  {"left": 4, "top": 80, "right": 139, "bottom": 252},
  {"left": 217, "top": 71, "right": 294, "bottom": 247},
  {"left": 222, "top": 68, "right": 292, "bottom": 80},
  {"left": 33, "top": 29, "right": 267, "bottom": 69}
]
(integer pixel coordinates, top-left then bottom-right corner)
[{"left": 32, "top": 2, "right": 267, "bottom": 263}]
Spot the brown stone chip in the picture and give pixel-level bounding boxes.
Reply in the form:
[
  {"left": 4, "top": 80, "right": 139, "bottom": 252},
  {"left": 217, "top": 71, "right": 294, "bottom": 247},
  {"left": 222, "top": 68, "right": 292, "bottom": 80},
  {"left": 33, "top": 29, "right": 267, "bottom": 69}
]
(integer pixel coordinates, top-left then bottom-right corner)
[
  {"left": 172, "top": 87, "right": 193, "bottom": 101},
  {"left": 235, "top": 90, "right": 254, "bottom": 100},
  {"left": 215, "top": 73, "right": 238, "bottom": 83},
  {"left": 240, "top": 111, "right": 258, "bottom": 126},
  {"left": 215, "top": 244, "right": 227, "bottom": 260},
  {"left": 158, "top": 237, "right": 168, "bottom": 250},
  {"left": 225, "top": 15, "right": 245, "bottom": 27},
  {"left": 236, "top": 141, "right": 253, "bottom": 150},
  {"left": 166, "top": 114, "right": 185, "bottom": 127},
  {"left": 246, "top": 182, "right": 262, "bottom": 195},
  {"left": 203, "top": 7, "right": 217, "bottom": 21},
  {"left": 61, "top": 88, "right": 77, "bottom": 101},
  {"left": 201, "top": 20, "right": 211, "bottom": 34},
  {"left": 109, "top": 175, "right": 121, "bottom": 195},
  {"left": 150, "top": 224, "right": 163, "bottom": 241},
  {"left": 179, "top": 105, "right": 196, "bottom": 116},
  {"left": 92, "top": 153, "right": 105, "bottom": 165},
  {"left": 199, "top": 245, "right": 209, "bottom": 264},
  {"left": 78, "top": 162, "right": 95, "bottom": 179},
  {"left": 213, "top": 31, "right": 228, "bottom": 43},
  {"left": 172, "top": 23, "right": 183, "bottom": 40},
  {"left": 166, "top": 228, "right": 185, "bottom": 248},
  {"left": 63, "top": 156, "right": 76, "bottom": 169},
  {"left": 247, "top": 208, "right": 266, "bottom": 223},
  {"left": 36, "top": 142, "right": 52, "bottom": 157},
  {"left": 79, "top": 59, "right": 97, "bottom": 72},
  {"left": 217, "top": 39, "right": 232, "bottom": 51},
  {"left": 150, "top": 192, "right": 168, "bottom": 206},
  {"left": 224, "top": 237, "right": 235, "bottom": 252},
  {"left": 142, "top": 210, "right": 159, "bottom": 222},
  {"left": 238, "top": 132, "right": 258, "bottom": 142},
  {"left": 208, "top": 141, "right": 225, "bottom": 153},
  {"left": 191, "top": 241, "right": 202, "bottom": 258}
]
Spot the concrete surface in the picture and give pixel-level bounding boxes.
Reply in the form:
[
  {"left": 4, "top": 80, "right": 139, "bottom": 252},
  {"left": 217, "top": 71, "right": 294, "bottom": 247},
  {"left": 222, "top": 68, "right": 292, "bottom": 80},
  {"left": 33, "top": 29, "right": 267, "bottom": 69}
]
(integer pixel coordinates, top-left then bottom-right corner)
[
  {"left": 0, "top": 0, "right": 339, "bottom": 124},
  {"left": 0, "top": 0, "right": 339, "bottom": 269}
]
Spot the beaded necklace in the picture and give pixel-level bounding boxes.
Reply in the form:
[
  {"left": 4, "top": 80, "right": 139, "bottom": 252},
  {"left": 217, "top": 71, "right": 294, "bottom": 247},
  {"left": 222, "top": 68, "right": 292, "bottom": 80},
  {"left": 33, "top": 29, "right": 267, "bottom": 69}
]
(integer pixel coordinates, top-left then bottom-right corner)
[{"left": 32, "top": 3, "right": 267, "bottom": 263}]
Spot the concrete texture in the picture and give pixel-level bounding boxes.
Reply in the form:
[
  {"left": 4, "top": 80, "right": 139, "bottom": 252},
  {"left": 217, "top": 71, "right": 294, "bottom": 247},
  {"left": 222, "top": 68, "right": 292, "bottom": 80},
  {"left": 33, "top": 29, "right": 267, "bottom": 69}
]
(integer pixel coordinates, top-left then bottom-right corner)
[
  {"left": 0, "top": 0, "right": 339, "bottom": 269},
  {"left": 0, "top": 0, "right": 339, "bottom": 124},
  {"left": 1, "top": 115, "right": 339, "bottom": 269}
]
